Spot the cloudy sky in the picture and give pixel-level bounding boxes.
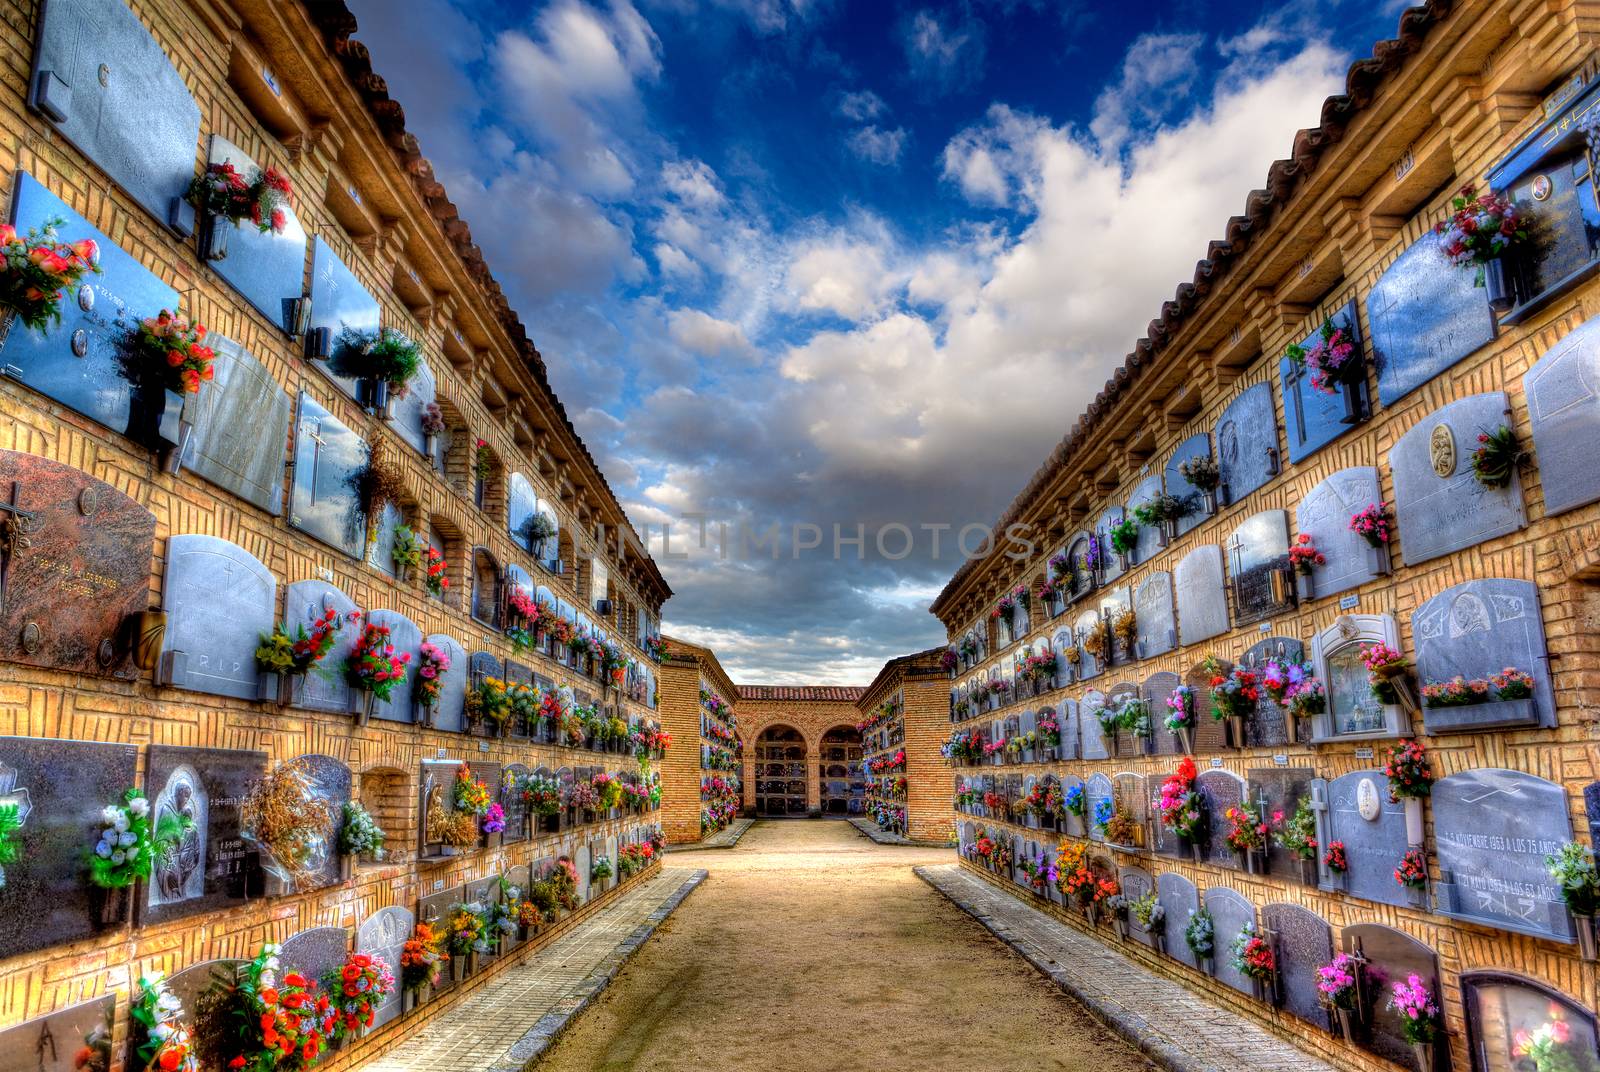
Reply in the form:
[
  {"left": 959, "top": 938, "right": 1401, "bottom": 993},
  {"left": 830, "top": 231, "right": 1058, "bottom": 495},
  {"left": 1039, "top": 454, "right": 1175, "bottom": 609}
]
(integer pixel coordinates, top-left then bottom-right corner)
[{"left": 349, "top": 0, "right": 1404, "bottom": 684}]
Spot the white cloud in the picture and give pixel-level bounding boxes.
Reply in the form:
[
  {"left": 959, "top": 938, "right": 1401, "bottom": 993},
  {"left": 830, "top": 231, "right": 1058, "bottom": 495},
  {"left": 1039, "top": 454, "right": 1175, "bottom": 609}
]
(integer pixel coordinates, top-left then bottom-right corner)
[
  {"left": 667, "top": 308, "right": 759, "bottom": 362},
  {"left": 902, "top": 9, "right": 984, "bottom": 89},
  {"left": 782, "top": 229, "right": 899, "bottom": 320},
  {"left": 654, "top": 241, "right": 700, "bottom": 279},
  {"left": 1089, "top": 32, "right": 1204, "bottom": 146},
  {"left": 848, "top": 125, "right": 908, "bottom": 166},
  {"left": 661, "top": 159, "right": 726, "bottom": 209},
  {"left": 837, "top": 89, "right": 886, "bottom": 121}
]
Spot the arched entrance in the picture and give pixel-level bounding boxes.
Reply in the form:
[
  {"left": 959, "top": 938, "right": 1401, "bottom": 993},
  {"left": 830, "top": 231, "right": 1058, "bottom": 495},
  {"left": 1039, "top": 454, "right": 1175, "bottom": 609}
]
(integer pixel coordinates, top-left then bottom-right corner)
[
  {"left": 818, "top": 725, "right": 864, "bottom": 816},
  {"left": 754, "top": 725, "right": 808, "bottom": 816}
]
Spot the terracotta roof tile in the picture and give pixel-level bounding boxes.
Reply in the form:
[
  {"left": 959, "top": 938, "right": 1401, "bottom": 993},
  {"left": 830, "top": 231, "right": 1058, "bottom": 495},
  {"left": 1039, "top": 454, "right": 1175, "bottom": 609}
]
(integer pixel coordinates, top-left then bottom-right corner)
[{"left": 735, "top": 685, "right": 867, "bottom": 703}]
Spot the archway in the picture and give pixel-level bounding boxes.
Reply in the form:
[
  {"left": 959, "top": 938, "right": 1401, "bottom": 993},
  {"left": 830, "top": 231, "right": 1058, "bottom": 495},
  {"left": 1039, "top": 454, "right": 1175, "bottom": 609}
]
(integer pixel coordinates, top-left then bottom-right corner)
[
  {"left": 817, "top": 725, "right": 864, "bottom": 816},
  {"left": 754, "top": 725, "right": 808, "bottom": 817}
]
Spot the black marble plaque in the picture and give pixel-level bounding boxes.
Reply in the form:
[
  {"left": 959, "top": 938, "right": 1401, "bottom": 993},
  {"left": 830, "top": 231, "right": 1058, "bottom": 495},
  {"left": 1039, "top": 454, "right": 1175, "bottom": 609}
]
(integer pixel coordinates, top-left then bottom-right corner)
[
  {"left": 142, "top": 745, "right": 267, "bottom": 925},
  {"left": 1227, "top": 510, "right": 1291, "bottom": 625},
  {"left": 1369, "top": 235, "right": 1495, "bottom": 406},
  {"left": 1204, "top": 886, "right": 1255, "bottom": 995},
  {"left": 1238, "top": 636, "right": 1302, "bottom": 748},
  {"left": 501, "top": 763, "right": 531, "bottom": 843},
  {"left": 1342, "top": 924, "right": 1449, "bottom": 1072},
  {"left": 0, "top": 737, "right": 137, "bottom": 959},
  {"left": 1261, "top": 902, "right": 1332, "bottom": 1028},
  {"left": 417, "top": 884, "right": 463, "bottom": 994},
  {"left": 1281, "top": 300, "right": 1367, "bottom": 463},
  {"left": 1197, "top": 769, "right": 1244, "bottom": 869},
  {"left": 287, "top": 392, "right": 366, "bottom": 558},
  {"left": 1247, "top": 765, "right": 1313, "bottom": 878},
  {"left": 307, "top": 238, "right": 378, "bottom": 399},
  {"left": 204, "top": 136, "right": 308, "bottom": 329},
  {"left": 0, "top": 995, "right": 113, "bottom": 1072}
]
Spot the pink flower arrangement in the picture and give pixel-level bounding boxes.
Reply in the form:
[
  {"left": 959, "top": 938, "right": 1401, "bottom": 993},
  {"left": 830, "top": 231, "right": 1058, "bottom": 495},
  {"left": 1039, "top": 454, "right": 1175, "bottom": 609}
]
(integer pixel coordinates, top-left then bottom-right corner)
[
  {"left": 480, "top": 803, "right": 505, "bottom": 835},
  {"left": 1316, "top": 953, "right": 1359, "bottom": 1009},
  {"left": 1387, "top": 974, "right": 1440, "bottom": 1044},
  {"left": 1287, "top": 533, "right": 1325, "bottom": 575},
  {"left": 1349, "top": 502, "right": 1392, "bottom": 546},
  {"left": 415, "top": 640, "right": 450, "bottom": 709},
  {"left": 345, "top": 623, "right": 412, "bottom": 702},
  {"left": 1286, "top": 319, "right": 1361, "bottom": 394}
]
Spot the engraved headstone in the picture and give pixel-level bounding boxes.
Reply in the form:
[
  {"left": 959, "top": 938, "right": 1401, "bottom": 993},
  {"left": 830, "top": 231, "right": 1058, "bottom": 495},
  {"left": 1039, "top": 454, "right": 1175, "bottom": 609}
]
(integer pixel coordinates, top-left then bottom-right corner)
[
  {"left": 357, "top": 906, "right": 413, "bottom": 1029},
  {"left": 288, "top": 393, "right": 367, "bottom": 557},
  {"left": 0, "top": 737, "right": 137, "bottom": 959},
  {"left": 281, "top": 926, "right": 349, "bottom": 991},
  {"left": 1323, "top": 770, "right": 1412, "bottom": 909},
  {"left": 424, "top": 633, "right": 468, "bottom": 733},
  {"left": 365, "top": 502, "right": 405, "bottom": 578},
  {"left": 178, "top": 334, "right": 291, "bottom": 513},
  {"left": 1432, "top": 768, "right": 1573, "bottom": 941},
  {"left": 1260, "top": 902, "right": 1333, "bottom": 1027},
  {"left": 1197, "top": 769, "right": 1244, "bottom": 869},
  {"left": 1084, "top": 773, "right": 1112, "bottom": 842},
  {"left": 1134, "top": 572, "right": 1175, "bottom": 660},
  {"left": 1187, "top": 661, "right": 1228, "bottom": 755},
  {"left": 1099, "top": 586, "right": 1132, "bottom": 665},
  {"left": 160, "top": 535, "right": 277, "bottom": 700},
  {"left": 203, "top": 136, "right": 308, "bottom": 328},
  {"left": 1296, "top": 467, "right": 1384, "bottom": 599},
  {"left": 1175, "top": 545, "right": 1228, "bottom": 646},
  {"left": 1341, "top": 924, "right": 1448, "bottom": 1072},
  {"left": 1158, "top": 873, "right": 1199, "bottom": 967},
  {"left": 160, "top": 959, "right": 242, "bottom": 1056},
  {"left": 1281, "top": 300, "right": 1367, "bottom": 462},
  {"left": 0, "top": 450, "right": 154, "bottom": 679},
  {"left": 1096, "top": 506, "right": 1125, "bottom": 584},
  {"left": 1413, "top": 579, "right": 1553, "bottom": 732},
  {"left": 1119, "top": 866, "right": 1158, "bottom": 947},
  {"left": 416, "top": 884, "right": 461, "bottom": 993},
  {"left": 1214, "top": 382, "right": 1277, "bottom": 503},
  {"left": 501, "top": 763, "right": 531, "bottom": 842},
  {"left": 284, "top": 580, "right": 360, "bottom": 713},
  {"left": 1079, "top": 691, "right": 1109, "bottom": 761},
  {"left": 1126, "top": 475, "right": 1164, "bottom": 564},
  {"left": 0, "top": 995, "right": 114, "bottom": 1072},
  {"left": 1060, "top": 774, "right": 1084, "bottom": 838},
  {"left": 1370, "top": 236, "right": 1495, "bottom": 406},
  {"left": 389, "top": 359, "right": 438, "bottom": 458},
  {"left": 1072, "top": 608, "right": 1103, "bottom": 682},
  {"left": 1238, "top": 636, "right": 1303, "bottom": 748},
  {"left": 307, "top": 237, "right": 379, "bottom": 399},
  {"left": 575, "top": 844, "right": 591, "bottom": 903},
  {"left": 143, "top": 745, "right": 267, "bottom": 925},
  {"left": 1246, "top": 767, "right": 1314, "bottom": 878},
  {"left": 366, "top": 609, "right": 421, "bottom": 724},
  {"left": 1525, "top": 316, "right": 1600, "bottom": 516},
  {"left": 1389, "top": 392, "right": 1525, "bottom": 566},
  {"left": 1163, "top": 433, "right": 1213, "bottom": 536},
  {"left": 1204, "top": 886, "right": 1255, "bottom": 995},
  {"left": 1227, "top": 510, "right": 1291, "bottom": 625},
  {"left": 28, "top": 0, "right": 201, "bottom": 224},
  {"left": 283, "top": 755, "right": 350, "bottom": 893}
]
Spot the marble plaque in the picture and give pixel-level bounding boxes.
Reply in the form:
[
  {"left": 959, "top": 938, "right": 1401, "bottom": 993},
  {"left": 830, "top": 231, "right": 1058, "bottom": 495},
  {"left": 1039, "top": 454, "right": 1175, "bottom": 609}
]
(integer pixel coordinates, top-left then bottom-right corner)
[
  {"left": 1281, "top": 300, "right": 1367, "bottom": 463},
  {"left": 1322, "top": 770, "right": 1411, "bottom": 909},
  {"left": 0, "top": 995, "right": 114, "bottom": 1072},
  {"left": 1163, "top": 433, "right": 1213, "bottom": 536},
  {"left": 1079, "top": 692, "right": 1109, "bottom": 761},
  {"left": 284, "top": 580, "right": 360, "bottom": 713},
  {"left": 365, "top": 502, "right": 404, "bottom": 579},
  {"left": 1296, "top": 467, "right": 1383, "bottom": 600},
  {"left": 1134, "top": 572, "right": 1175, "bottom": 660},
  {"left": 0, "top": 450, "right": 155, "bottom": 679},
  {"left": 1432, "top": 768, "right": 1573, "bottom": 941},
  {"left": 1389, "top": 392, "right": 1525, "bottom": 566},
  {"left": 161, "top": 535, "right": 277, "bottom": 700},
  {"left": 388, "top": 358, "right": 437, "bottom": 458},
  {"left": 1126, "top": 475, "right": 1164, "bottom": 564},
  {"left": 0, "top": 737, "right": 137, "bottom": 959},
  {"left": 1062, "top": 532, "right": 1094, "bottom": 601},
  {"left": 285, "top": 755, "right": 350, "bottom": 893},
  {"left": 1, "top": 173, "right": 178, "bottom": 442},
  {"left": 1072, "top": 609, "right": 1103, "bottom": 682},
  {"left": 1204, "top": 886, "right": 1255, "bottom": 995},
  {"left": 1525, "top": 316, "right": 1600, "bottom": 516},
  {"left": 1247, "top": 765, "right": 1312, "bottom": 877},
  {"left": 1119, "top": 866, "right": 1158, "bottom": 948},
  {"left": 28, "top": 0, "right": 200, "bottom": 224},
  {"left": 1214, "top": 382, "right": 1277, "bottom": 503},
  {"left": 1370, "top": 234, "right": 1496, "bottom": 407},
  {"left": 178, "top": 334, "right": 290, "bottom": 513},
  {"left": 204, "top": 136, "right": 308, "bottom": 328},
  {"left": 575, "top": 845, "right": 591, "bottom": 903},
  {"left": 424, "top": 633, "right": 468, "bottom": 733},
  {"left": 143, "top": 745, "right": 267, "bottom": 925},
  {"left": 1227, "top": 510, "right": 1291, "bottom": 625},
  {"left": 1099, "top": 587, "right": 1132, "bottom": 665},
  {"left": 1197, "top": 769, "right": 1244, "bottom": 869},
  {"left": 1096, "top": 506, "right": 1125, "bottom": 584},
  {"left": 1342, "top": 924, "right": 1446, "bottom": 1072},
  {"left": 1175, "top": 545, "right": 1228, "bottom": 646},
  {"left": 1158, "top": 873, "right": 1199, "bottom": 967},
  {"left": 366, "top": 609, "right": 421, "bottom": 724},
  {"left": 1238, "top": 636, "right": 1302, "bottom": 749},
  {"left": 1187, "top": 661, "right": 1228, "bottom": 756},
  {"left": 288, "top": 393, "right": 367, "bottom": 558},
  {"left": 1260, "top": 902, "right": 1332, "bottom": 1027},
  {"left": 163, "top": 958, "right": 243, "bottom": 1053},
  {"left": 357, "top": 906, "right": 413, "bottom": 1029},
  {"left": 281, "top": 925, "right": 349, "bottom": 991},
  {"left": 416, "top": 883, "right": 461, "bottom": 993},
  {"left": 1085, "top": 773, "right": 1112, "bottom": 843},
  {"left": 307, "top": 237, "right": 379, "bottom": 399},
  {"left": 508, "top": 472, "right": 538, "bottom": 550},
  {"left": 1413, "top": 578, "right": 1553, "bottom": 732},
  {"left": 501, "top": 764, "right": 531, "bottom": 842}
]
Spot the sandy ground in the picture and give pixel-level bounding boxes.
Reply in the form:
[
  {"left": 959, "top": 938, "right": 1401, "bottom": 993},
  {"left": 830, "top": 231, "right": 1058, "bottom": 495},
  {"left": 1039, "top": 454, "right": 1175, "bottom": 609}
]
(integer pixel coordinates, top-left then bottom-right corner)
[{"left": 536, "top": 819, "right": 1152, "bottom": 1072}]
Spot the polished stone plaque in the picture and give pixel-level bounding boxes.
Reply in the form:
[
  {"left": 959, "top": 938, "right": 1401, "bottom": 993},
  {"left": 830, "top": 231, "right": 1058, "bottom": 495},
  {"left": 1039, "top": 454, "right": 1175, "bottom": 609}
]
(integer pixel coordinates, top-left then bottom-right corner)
[
  {"left": 142, "top": 745, "right": 267, "bottom": 925},
  {"left": 178, "top": 334, "right": 290, "bottom": 514},
  {"left": 1369, "top": 234, "right": 1495, "bottom": 406},
  {"left": 204, "top": 136, "right": 309, "bottom": 329},
  {"left": 288, "top": 392, "right": 367, "bottom": 558},
  {"left": 160, "top": 535, "right": 277, "bottom": 700}
]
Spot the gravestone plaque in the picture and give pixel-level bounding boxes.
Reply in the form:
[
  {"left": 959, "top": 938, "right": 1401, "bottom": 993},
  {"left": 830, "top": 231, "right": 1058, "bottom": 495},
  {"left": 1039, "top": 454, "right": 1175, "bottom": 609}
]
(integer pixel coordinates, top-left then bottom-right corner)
[
  {"left": 389, "top": 360, "right": 438, "bottom": 458},
  {"left": 1323, "top": 770, "right": 1412, "bottom": 909},
  {"left": 1214, "top": 382, "right": 1277, "bottom": 503},
  {"left": 1187, "top": 662, "right": 1227, "bottom": 755},
  {"left": 575, "top": 844, "right": 592, "bottom": 903},
  {"left": 288, "top": 393, "right": 367, "bottom": 558},
  {"left": 1296, "top": 467, "right": 1383, "bottom": 600},
  {"left": 1062, "top": 532, "right": 1094, "bottom": 601},
  {"left": 1072, "top": 609, "right": 1102, "bottom": 682},
  {"left": 281, "top": 926, "right": 349, "bottom": 990},
  {"left": 1096, "top": 506, "right": 1125, "bottom": 584},
  {"left": 1342, "top": 924, "right": 1448, "bottom": 1072},
  {"left": 307, "top": 237, "right": 379, "bottom": 399},
  {"left": 1432, "top": 768, "right": 1573, "bottom": 941},
  {"left": 1281, "top": 301, "right": 1367, "bottom": 463},
  {"left": 501, "top": 764, "right": 531, "bottom": 842},
  {"left": 1158, "top": 873, "right": 1199, "bottom": 967},
  {"left": 1413, "top": 579, "right": 1553, "bottom": 732},
  {"left": 1389, "top": 392, "right": 1525, "bottom": 566},
  {"left": 464, "top": 876, "right": 501, "bottom": 963},
  {"left": 286, "top": 755, "right": 350, "bottom": 893},
  {"left": 1248, "top": 767, "right": 1313, "bottom": 878},
  {"left": 508, "top": 473, "right": 538, "bottom": 550},
  {"left": 0, "top": 737, "right": 137, "bottom": 960},
  {"left": 284, "top": 580, "right": 361, "bottom": 713},
  {"left": 1370, "top": 235, "right": 1496, "bottom": 407},
  {"left": 161, "top": 535, "right": 277, "bottom": 700},
  {"left": 1134, "top": 572, "right": 1175, "bottom": 660},
  {"left": 0, "top": 995, "right": 114, "bottom": 1072},
  {"left": 1260, "top": 903, "right": 1332, "bottom": 1027},
  {"left": 1099, "top": 587, "right": 1132, "bottom": 665},
  {"left": 366, "top": 609, "right": 421, "bottom": 724},
  {"left": 162, "top": 959, "right": 242, "bottom": 1052},
  {"left": 1126, "top": 475, "right": 1164, "bottom": 564},
  {"left": 1204, "top": 886, "right": 1255, "bottom": 995},
  {"left": 28, "top": 0, "right": 199, "bottom": 222},
  {"left": 416, "top": 884, "right": 462, "bottom": 993},
  {"left": 0, "top": 450, "right": 154, "bottom": 679},
  {"left": 1238, "top": 636, "right": 1302, "bottom": 749},
  {"left": 1163, "top": 434, "right": 1213, "bottom": 536},
  {"left": 1197, "top": 769, "right": 1244, "bottom": 869},
  {"left": 424, "top": 633, "right": 468, "bottom": 733},
  {"left": 357, "top": 906, "right": 413, "bottom": 1029},
  {"left": 1112, "top": 773, "right": 1149, "bottom": 845},
  {"left": 204, "top": 137, "right": 308, "bottom": 328},
  {"left": 1084, "top": 773, "right": 1112, "bottom": 842},
  {"left": 1119, "top": 866, "right": 1158, "bottom": 948},
  {"left": 1525, "top": 316, "right": 1600, "bottom": 516},
  {"left": 365, "top": 502, "right": 405, "bottom": 579},
  {"left": 178, "top": 334, "right": 291, "bottom": 513},
  {"left": 1, "top": 174, "right": 177, "bottom": 441},
  {"left": 1079, "top": 692, "right": 1109, "bottom": 761},
  {"left": 1175, "top": 545, "right": 1228, "bottom": 646},
  {"left": 143, "top": 745, "right": 267, "bottom": 925},
  {"left": 1060, "top": 775, "right": 1084, "bottom": 837},
  {"left": 1227, "top": 510, "right": 1291, "bottom": 625}
]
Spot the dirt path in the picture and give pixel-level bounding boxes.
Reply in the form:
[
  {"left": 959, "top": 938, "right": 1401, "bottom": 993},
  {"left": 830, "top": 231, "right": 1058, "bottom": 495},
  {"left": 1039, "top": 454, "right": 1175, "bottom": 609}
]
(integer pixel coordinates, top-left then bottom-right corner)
[{"left": 537, "top": 820, "right": 1152, "bottom": 1072}]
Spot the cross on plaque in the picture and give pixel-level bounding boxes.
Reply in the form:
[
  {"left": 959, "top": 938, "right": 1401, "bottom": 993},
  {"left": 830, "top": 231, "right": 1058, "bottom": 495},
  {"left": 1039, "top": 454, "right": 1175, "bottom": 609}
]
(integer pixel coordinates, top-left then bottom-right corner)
[{"left": 0, "top": 481, "right": 37, "bottom": 614}]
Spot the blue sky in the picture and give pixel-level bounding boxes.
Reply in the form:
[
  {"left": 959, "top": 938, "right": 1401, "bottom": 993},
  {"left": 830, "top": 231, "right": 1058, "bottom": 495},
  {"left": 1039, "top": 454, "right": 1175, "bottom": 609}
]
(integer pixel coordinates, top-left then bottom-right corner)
[{"left": 349, "top": 0, "right": 1405, "bottom": 683}]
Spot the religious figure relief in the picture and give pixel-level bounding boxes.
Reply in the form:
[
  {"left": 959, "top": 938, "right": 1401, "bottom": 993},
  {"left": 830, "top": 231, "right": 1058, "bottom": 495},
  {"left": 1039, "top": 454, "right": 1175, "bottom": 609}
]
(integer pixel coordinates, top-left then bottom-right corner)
[
  {"left": 1447, "top": 592, "right": 1492, "bottom": 638},
  {"left": 150, "top": 767, "right": 205, "bottom": 905},
  {"left": 1218, "top": 421, "right": 1239, "bottom": 472},
  {"left": 1430, "top": 424, "right": 1456, "bottom": 477}
]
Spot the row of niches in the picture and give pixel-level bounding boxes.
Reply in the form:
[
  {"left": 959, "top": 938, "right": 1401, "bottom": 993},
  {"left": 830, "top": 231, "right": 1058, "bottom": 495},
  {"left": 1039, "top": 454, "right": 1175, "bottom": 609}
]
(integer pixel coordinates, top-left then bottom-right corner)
[
  {"left": 949, "top": 576, "right": 1553, "bottom": 744},
  {"left": 958, "top": 823, "right": 1591, "bottom": 1072},
  {"left": 0, "top": 735, "right": 661, "bottom": 968}
]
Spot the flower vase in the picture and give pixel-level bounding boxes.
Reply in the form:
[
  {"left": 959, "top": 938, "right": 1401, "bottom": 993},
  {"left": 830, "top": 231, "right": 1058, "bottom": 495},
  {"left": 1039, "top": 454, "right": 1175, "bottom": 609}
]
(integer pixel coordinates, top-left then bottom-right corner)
[
  {"left": 1377, "top": 663, "right": 1421, "bottom": 715},
  {"left": 416, "top": 700, "right": 435, "bottom": 728},
  {"left": 93, "top": 883, "right": 131, "bottom": 927},
  {"left": 1339, "top": 376, "right": 1365, "bottom": 425},
  {"left": 199, "top": 214, "right": 230, "bottom": 261},
  {"left": 350, "top": 689, "right": 375, "bottom": 728},
  {"left": 1113, "top": 917, "right": 1127, "bottom": 941},
  {"left": 1200, "top": 954, "right": 1214, "bottom": 976},
  {"left": 450, "top": 956, "right": 465, "bottom": 983},
  {"left": 1176, "top": 726, "right": 1194, "bottom": 755},
  {"left": 258, "top": 671, "right": 285, "bottom": 704},
  {"left": 1484, "top": 256, "right": 1513, "bottom": 313},
  {"left": 1227, "top": 714, "right": 1246, "bottom": 750},
  {"left": 1298, "top": 858, "right": 1317, "bottom": 887},
  {"left": 1117, "top": 551, "right": 1131, "bottom": 573},
  {"left": 1406, "top": 883, "right": 1428, "bottom": 909},
  {"left": 1575, "top": 913, "right": 1598, "bottom": 962},
  {"left": 1366, "top": 541, "right": 1392, "bottom": 576},
  {"left": 402, "top": 988, "right": 419, "bottom": 1013},
  {"left": 1083, "top": 903, "right": 1098, "bottom": 927},
  {"left": 1239, "top": 850, "right": 1257, "bottom": 875},
  {"left": 1403, "top": 797, "right": 1424, "bottom": 847},
  {"left": 1187, "top": 839, "right": 1203, "bottom": 865},
  {"left": 340, "top": 855, "right": 354, "bottom": 882},
  {"left": 1336, "top": 1007, "right": 1356, "bottom": 1045},
  {"left": 1295, "top": 571, "right": 1314, "bottom": 603},
  {"left": 1412, "top": 1042, "right": 1434, "bottom": 1072},
  {"left": 1201, "top": 489, "right": 1218, "bottom": 514},
  {"left": 423, "top": 432, "right": 439, "bottom": 465},
  {"left": 1154, "top": 932, "right": 1166, "bottom": 956},
  {"left": 1156, "top": 524, "right": 1171, "bottom": 549},
  {"left": 1217, "top": 481, "right": 1231, "bottom": 507},
  {"left": 467, "top": 951, "right": 479, "bottom": 977}
]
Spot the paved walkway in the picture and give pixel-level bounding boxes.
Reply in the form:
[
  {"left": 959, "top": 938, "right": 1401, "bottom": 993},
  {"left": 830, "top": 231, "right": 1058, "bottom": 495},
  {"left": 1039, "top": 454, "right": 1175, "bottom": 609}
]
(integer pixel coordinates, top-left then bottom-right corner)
[
  {"left": 360, "top": 867, "right": 704, "bottom": 1072},
  {"left": 918, "top": 864, "right": 1339, "bottom": 1072}
]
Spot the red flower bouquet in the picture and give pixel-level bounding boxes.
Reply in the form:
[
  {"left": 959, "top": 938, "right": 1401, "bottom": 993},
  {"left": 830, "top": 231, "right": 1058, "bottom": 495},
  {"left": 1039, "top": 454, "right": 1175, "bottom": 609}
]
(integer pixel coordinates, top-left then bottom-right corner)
[
  {"left": 345, "top": 623, "right": 411, "bottom": 702},
  {"left": 0, "top": 217, "right": 99, "bottom": 333},
  {"left": 424, "top": 546, "right": 449, "bottom": 597},
  {"left": 134, "top": 310, "right": 214, "bottom": 395},
  {"left": 186, "top": 161, "right": 293, "bottom": 234},
  {"left": 221, "top": 944, "right": 336, "bottom": 1072},
  {"left": 321, "top": 952, "right": 394, "bottom": 1041}
]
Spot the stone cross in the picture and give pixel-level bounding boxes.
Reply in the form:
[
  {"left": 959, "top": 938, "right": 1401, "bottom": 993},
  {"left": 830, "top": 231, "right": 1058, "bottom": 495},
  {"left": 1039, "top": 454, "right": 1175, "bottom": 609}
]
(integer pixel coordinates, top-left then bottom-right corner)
[{"left": 0, "top": 481, "right": 37, "bottom": 614}]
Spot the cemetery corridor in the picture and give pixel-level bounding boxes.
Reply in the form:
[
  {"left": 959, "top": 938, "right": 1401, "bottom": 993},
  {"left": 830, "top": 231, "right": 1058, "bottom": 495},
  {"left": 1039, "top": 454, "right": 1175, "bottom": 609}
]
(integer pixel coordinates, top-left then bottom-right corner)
[{"left": 534, "top": 820, "right": 1153, "bottom": 1072}]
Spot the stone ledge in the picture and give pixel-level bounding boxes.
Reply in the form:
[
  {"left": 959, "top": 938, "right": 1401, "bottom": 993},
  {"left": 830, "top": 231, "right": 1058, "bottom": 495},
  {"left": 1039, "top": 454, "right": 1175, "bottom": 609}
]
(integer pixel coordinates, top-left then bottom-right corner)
[
  {"left": 664, "top": 816, "right": 753, "bottom": 850},
  {"left": 846, "top": 817, "right": 947, "bottom": 847}
]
